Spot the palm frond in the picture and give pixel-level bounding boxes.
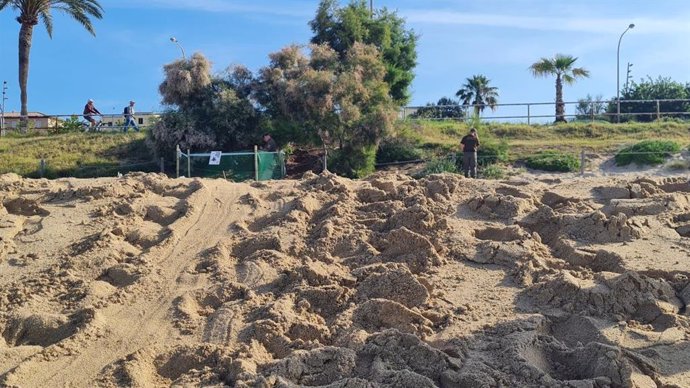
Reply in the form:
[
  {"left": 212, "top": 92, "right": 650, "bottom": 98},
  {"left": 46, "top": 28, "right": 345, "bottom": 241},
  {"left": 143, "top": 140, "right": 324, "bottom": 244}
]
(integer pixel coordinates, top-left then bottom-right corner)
[
  {"left": 0, "top": 0, "right": 13, "bottom": 11},
  {"left": 39, "top": 8, "right": 53, "bottom": 37},
  {"left": 572, "top": 67, "right": 590, "bottom": 78}
]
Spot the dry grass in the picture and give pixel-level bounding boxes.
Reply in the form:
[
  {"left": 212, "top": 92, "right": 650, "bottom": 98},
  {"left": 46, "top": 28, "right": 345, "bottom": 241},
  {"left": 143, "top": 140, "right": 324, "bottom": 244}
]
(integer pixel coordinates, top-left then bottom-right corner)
[{"left": 0, "top": 132, "right": 157, "bottom": 178}]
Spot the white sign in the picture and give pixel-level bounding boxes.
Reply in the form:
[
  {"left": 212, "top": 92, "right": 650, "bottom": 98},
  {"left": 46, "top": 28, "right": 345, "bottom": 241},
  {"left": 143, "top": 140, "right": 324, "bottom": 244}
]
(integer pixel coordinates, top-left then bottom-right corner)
[{"left": 209, "top": 151, "right": 222, "bottom": 165}]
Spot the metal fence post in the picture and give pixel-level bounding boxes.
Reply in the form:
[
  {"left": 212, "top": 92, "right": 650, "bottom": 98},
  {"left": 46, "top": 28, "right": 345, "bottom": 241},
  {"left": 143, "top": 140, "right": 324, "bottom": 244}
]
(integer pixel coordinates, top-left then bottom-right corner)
[
  {"left": 160, "top": 157, "right": 165, "bottom": 173},
  {"left": 187, "top": 148, "right": 191, "bottom": 178},
  {"left": 254, "top": 145, "right": 259, "bottom": 181},
  {"left": 580, "top": 150, "right": 585, "bottom": 176},
  {"left": 527, "top": 104, "right": 531, "bottom": 125},
  {"left": 176, "top": 145, "right": 180, "bottom": 178}
]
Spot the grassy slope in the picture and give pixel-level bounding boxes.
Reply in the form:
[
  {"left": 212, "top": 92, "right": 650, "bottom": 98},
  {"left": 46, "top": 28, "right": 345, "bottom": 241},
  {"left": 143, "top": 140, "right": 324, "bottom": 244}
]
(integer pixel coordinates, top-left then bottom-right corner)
[
  {"left": 0, "top": 132, "right": 157, "bottom": 178},
  {"left": 1, "top": 121, "right": 688, "bottom": 178},
  {"left": 397, "top": 120, "right": 690, "bottom": 160}
]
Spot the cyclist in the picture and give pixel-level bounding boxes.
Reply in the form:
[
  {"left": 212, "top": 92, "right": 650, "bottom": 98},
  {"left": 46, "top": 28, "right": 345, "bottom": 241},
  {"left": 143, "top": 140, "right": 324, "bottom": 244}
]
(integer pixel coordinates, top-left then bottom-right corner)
[{"left": 83, "top": 99, "right": 102, "bottom": 130}]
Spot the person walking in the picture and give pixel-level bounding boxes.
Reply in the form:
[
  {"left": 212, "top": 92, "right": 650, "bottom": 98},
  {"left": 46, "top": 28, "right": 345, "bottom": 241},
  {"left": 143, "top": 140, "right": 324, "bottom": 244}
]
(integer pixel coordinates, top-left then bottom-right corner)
[
  {"left": 460, "top": 128, "right": 480, "bottom": 178},
  {"left": 123, "top": 100, "right": 139, "bottom": 132}
]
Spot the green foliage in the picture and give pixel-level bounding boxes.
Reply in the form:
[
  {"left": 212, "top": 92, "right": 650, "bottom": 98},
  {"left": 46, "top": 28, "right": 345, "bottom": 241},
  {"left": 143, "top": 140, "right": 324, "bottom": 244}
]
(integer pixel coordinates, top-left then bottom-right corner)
[
  {"left": 150, "top": 55, "right": 261, "bottom": 161},
  {"left": 261, "top": 119, "right": 321, "bottom": 148},
  {"left": 574, "top": 94, "right": 607, "bottom": 121},
  {"left": 51, "top": 116, "right": 83, "bottom": 134},
  {"left": 410, "top": 97, "right": 465, "bottom": 119},
  {"left": 608, "top": 76, "right": 690, "bottom": 122},
  {"left": 256, "top": 43, "right": 396, "bottom": 178},
  {"left": 525, "top": 151, "right": 580, "bottom": 172},
  {"left": 328, "top": 144, "right": 377, "bottom": 178},
  {"left": 478, "top": 139, "right": 509, "bottom": 165},
  {"left": 455, "top": 74, "right": 499, "bottom": 115},
  {"left": 481, "top": 164, "right": 506, "bottom": 179},
  {"left": 376, "top": 136, "right": 423, "bottom": 164},
  {"left": 310, "top": 0, "right": 417, "bottom": 105},
  {"left": 615, "top": 140, "right": 682, "bottom": 166},
  {"left": 530, "top": 54, "right": 589, "bottom": 123},
  {"left": 422, "top": 156, "right": 458, "bottom": 176}
]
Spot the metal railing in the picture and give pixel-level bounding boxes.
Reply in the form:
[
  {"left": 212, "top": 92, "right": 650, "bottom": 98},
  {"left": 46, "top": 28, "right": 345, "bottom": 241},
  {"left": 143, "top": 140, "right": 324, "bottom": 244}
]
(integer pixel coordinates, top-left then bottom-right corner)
[
  {"left": 400, "top": 99, "right": 690, "bottom": 124},
  {"left": 0, "top": 112, "right": 161, "bottom": 134}
]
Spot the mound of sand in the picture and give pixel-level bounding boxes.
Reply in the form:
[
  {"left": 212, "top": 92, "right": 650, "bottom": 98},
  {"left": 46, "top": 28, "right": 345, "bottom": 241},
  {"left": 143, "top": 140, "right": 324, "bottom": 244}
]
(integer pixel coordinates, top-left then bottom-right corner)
[{"left": 0, "top": 171, "right": 689, "bottom": 387}]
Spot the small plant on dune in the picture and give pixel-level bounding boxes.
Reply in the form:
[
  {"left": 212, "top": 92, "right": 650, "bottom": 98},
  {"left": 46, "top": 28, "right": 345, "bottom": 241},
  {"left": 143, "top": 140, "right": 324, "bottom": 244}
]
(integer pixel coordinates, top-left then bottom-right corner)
[
  {"left": 615, "top": 140, "right": 682, "bottom": 166},
  {"left": 376, "top": 137, "right": 424, "bottom": 164},
  {"left": 525, "top": 150, "right": 580, "bottom": 172},
  {"left": 481, "top": 164, "right": 506, "bottom": 179},
  {"left": 422, "top": 156, "right": 458, "bottom": 176}
]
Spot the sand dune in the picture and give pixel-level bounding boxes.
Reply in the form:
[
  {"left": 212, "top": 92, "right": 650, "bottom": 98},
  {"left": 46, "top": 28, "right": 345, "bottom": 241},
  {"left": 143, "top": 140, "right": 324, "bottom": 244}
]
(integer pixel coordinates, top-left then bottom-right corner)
[{"left": 0, "top": 171, "right": 689, "bottom": 387}]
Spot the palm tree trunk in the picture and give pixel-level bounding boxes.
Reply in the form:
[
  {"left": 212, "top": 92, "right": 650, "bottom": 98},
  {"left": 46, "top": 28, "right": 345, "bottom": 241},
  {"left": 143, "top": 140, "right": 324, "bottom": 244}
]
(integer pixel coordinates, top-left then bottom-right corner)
[
  {"left": 18, "top": 22, "right": 34, "bottom": 132},
  {"left": 555, "top": 74, "right": 565, "bottom": 123}
]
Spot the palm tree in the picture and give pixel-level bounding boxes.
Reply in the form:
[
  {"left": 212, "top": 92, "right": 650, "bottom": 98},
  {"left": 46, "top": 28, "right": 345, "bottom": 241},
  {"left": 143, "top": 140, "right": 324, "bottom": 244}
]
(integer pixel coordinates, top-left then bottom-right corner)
[
  {"left": 530, "top": 54, "right": 589, "bottom": 123},
  {"left": 455, "top": 74, "right": 499, "bottom": 116},
  {"left": 0, "top": 0, "right": 103, "bottom": 128}
]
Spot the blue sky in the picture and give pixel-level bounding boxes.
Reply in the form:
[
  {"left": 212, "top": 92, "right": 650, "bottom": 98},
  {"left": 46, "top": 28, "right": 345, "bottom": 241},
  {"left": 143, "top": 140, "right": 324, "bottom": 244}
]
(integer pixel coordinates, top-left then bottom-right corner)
[{"left": 0, "top": 0, "right": 689, "bottom": 120}]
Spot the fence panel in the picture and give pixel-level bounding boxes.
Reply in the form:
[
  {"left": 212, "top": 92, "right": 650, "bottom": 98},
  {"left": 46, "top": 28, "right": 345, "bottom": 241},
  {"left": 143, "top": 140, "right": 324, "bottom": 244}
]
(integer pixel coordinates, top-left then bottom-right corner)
[{"left": 178, "top": 148, "right": 286, "bottom": 182}]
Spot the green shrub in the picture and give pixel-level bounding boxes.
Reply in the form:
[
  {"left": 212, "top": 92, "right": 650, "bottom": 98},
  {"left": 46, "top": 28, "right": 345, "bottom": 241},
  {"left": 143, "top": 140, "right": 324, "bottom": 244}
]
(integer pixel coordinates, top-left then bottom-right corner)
[
  {"left": 525, "top": 151, "right": 580, "bottom": 172},
  {"left": 422, "top": 156, "right": 458, "bottom": 176},
  {"left": 478, "top": 139, "right": 509, "bottom": 165},
  {"left": 376, "top": 137, "right": 423, "bottom": 164},
  {"left": 329, "top": 145, "right": 377, "bottom": 178},
  {"left": 482, "top": 164, "right": 506, "bottom": 179},
  {"left": 615, "top": 140, "right": 682, "bottom": 166}
]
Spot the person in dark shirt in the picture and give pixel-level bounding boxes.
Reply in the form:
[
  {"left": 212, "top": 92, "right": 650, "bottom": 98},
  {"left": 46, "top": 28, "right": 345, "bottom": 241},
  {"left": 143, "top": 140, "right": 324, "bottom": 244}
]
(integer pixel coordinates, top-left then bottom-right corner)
[
  {"left": 261, "top": 133, "right": 278, "bottom": 152},
  {"left": 83, "top": 99, "right": 102, "bottom": 130},
  {"left": 460, "top": 128, "right": 480, "bottom": 178}
]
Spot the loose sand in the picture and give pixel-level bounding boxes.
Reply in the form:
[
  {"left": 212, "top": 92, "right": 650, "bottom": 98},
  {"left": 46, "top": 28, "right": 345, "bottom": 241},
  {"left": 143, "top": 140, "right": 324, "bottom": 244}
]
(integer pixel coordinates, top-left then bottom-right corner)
[{"left": 0, "top": 171, "right": 689, "bottom": 387}]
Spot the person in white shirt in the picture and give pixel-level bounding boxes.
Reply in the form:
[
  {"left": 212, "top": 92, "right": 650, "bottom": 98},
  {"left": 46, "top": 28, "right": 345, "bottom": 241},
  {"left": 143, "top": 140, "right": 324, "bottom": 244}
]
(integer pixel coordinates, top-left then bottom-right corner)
[{"left": 123, "top": 100, "right": 139, "bottom": 132}]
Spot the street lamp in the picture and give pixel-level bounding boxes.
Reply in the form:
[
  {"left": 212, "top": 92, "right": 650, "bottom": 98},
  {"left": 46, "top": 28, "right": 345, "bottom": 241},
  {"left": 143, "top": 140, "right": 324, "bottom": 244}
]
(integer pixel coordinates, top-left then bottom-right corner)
[
  {"left": 1, "top": 81, "right": 7, "bottom": 136},
  {"left": 617, "top": 23, "right": 635, "bottom": 123},
  {"left": 170, "top": 37, "right": 186, "bottom": 60}
]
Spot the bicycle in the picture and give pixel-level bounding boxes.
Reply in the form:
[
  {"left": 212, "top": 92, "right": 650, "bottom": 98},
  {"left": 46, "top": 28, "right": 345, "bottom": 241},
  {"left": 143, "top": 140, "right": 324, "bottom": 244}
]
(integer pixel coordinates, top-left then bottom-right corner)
[{"left": 81, "top": 115, "right": 104, "bottom": 132}]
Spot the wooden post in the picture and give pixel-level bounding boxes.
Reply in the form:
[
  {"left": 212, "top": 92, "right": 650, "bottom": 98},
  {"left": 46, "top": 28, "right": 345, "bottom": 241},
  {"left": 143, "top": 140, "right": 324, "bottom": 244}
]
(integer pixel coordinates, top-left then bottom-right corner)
[
  {"left": 254, "top": 145, "right": 259, "bottom": 181},
  {"left": 323, "top": 147, "right": 328, "bottom": 173},
  {"left": 656, "top": 100, "right": 661, "bottom": 121},
  {"left": 160, "top": 157, "right": 165, "bottom": 173},
  {"left": 580, "top": 150, "right": 585, "bottom": 176},
  {"left": 187, "top": 148, "right": 191, "bottom": 178},
  {"left": 176, "top": 145, "right": 180, "bottom": 178},
  {"left": 39, "top": 159, "right": 46, "bottom": 178}
]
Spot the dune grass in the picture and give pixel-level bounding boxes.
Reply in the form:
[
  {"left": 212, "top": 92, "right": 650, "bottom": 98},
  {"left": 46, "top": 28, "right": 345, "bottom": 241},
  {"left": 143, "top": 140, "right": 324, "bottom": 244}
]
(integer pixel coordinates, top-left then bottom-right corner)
[
  {"left": 0, "top": 131, "right": 158, "bottom": 178},
  {"left": 396, "top": 119, "right": 690, "bottom": 160}
]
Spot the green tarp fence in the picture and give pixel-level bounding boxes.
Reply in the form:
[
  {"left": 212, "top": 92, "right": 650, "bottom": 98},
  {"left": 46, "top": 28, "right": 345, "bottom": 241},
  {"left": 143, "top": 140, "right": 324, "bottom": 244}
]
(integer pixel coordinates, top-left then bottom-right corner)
[{"left": 177, "top": 147, "right": 286, "bottom": 182}]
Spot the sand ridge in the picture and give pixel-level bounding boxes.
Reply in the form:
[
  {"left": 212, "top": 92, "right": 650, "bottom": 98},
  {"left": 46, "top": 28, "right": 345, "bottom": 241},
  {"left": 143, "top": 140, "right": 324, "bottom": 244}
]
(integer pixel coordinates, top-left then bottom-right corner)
[{"left": 0, "top": 171, "right": 688, "bottom": 387}]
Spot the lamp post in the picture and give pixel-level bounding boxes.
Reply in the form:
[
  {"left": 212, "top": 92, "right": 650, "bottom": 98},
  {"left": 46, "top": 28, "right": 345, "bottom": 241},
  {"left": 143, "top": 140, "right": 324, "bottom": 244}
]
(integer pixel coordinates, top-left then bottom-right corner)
[
  {"left": 617, "top": 23, "right": 634, "bottom": 123},
  {"left": 170, "top": 37, "right": 186, "bottom": 60},
  {"left": 1, "top": 81, "right": 7, "bottom": 136}
]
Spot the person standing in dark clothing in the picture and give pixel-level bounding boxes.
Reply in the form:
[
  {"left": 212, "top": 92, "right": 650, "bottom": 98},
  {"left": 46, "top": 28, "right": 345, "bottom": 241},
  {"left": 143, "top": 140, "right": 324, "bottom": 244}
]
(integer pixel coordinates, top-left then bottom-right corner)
[
  {"left": 460, "top": 128, "right": 480, "bottom": 178},
  {"left": 261, "top": 133, "right": 278, "bottom": 152}
]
